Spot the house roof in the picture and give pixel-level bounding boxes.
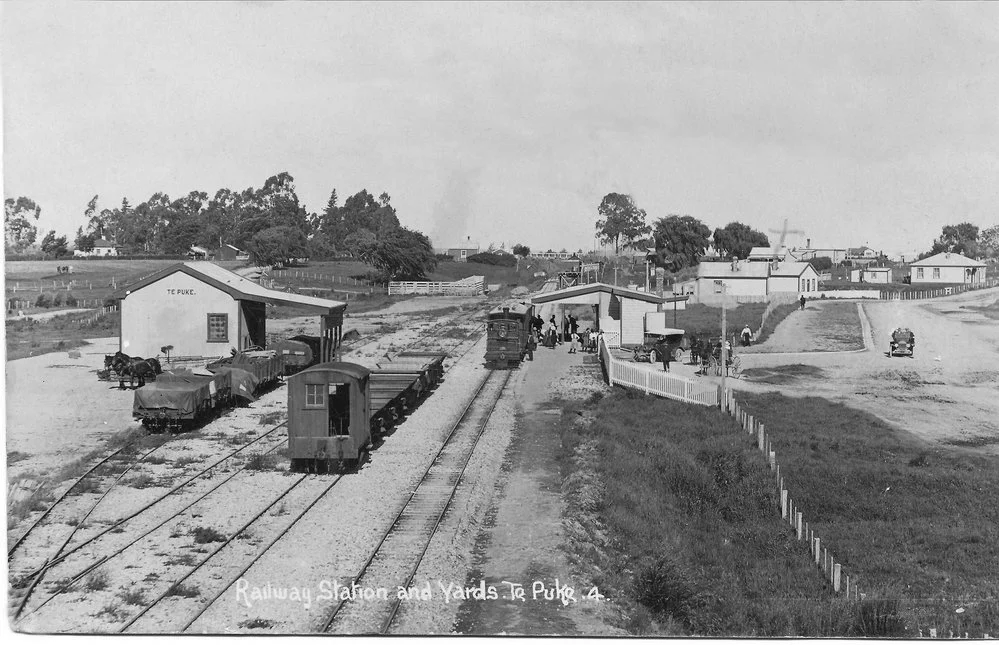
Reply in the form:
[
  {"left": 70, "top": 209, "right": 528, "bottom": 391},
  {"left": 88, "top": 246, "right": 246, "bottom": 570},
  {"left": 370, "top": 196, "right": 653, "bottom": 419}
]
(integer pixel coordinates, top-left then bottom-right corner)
[
  {"left": 93, "top": 238, "right": 116, "bottom": 248},
  {"left": 531, "top": 282, "right": 673, "bottom": 305},
  {"left": 769, "top": 261, "right": 817, "bottom": 278},
  {"left": 908, "top": 252, "right": 986, "bottom": 268},
  {"left": 861, "top": 267, "right": 892, "bottom": 273},
  {"left": 116, "top": 262, "right": 347, "bottom": 313}
]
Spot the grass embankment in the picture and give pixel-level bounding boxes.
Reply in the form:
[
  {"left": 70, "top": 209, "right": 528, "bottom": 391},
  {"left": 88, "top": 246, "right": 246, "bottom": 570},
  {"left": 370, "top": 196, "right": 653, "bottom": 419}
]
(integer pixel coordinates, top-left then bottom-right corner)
[
  {"left": 665, "top": 302, "right": 796, "bottom": 346},
  {"left": 5, "top": 310, "right": 119, "bottom": 361},
  {"left": 738, "top": 391, "right": 999, "bottom": 635},
  {"left": 559, "top": 389, "right": 872, "bottom": 636}
]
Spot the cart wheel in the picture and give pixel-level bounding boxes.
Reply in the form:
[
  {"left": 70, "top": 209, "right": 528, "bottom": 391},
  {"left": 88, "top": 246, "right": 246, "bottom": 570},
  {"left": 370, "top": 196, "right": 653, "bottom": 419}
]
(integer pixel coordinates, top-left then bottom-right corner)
[
  {"left": 731, "top": 356, "right": 743, "bottom": 378},
  {"left": 709, "top": 355, "right": 720, "bottom": 376},
  {"left": 673, "top": 348, "right": 684, "bottom": 362},
  {"left": 649, "top": 349, "right": 658, "bottom": 364}
]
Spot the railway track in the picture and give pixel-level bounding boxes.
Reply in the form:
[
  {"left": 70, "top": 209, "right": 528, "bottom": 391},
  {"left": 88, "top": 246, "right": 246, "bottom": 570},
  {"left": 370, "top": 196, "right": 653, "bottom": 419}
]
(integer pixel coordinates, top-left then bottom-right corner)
[
  {"left": 120, "top": 472, "right": 345, "bottom": 633},
  {"left": 14, "top": 424, "right": 290, "bottom": 624},
  {"left": 319, "top": 369, "right": 511, "bottom": 634}
]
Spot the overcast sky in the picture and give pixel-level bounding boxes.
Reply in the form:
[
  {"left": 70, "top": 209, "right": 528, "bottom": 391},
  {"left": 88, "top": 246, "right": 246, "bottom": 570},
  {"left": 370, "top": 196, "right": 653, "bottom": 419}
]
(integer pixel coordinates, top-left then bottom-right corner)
[{"left": 3, "top": 2, "right": 998, "bottom": 256}]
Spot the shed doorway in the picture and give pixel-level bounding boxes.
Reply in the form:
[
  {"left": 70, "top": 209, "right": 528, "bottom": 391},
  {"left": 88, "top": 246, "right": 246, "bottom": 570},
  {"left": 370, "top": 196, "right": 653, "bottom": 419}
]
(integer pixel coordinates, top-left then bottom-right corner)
[{"left": 328, "top": 382, "right": 350, "bottom": 437}]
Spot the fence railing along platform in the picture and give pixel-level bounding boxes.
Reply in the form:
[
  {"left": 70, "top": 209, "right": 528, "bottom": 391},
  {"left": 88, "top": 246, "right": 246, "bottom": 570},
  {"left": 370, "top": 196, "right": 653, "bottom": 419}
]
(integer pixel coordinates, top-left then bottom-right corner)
[{"left": 599, "top": 337, "right": 718, "bottom": 406}]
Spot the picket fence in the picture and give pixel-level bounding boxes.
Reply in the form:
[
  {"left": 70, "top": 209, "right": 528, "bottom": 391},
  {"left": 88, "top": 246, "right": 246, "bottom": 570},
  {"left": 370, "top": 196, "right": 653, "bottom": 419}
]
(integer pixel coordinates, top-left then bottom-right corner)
[
  {"left": 599, "top": 337, "right": 718, "bottom": 406},
  {"left": 879, "top": 278, "right": 999, "bottom": 300},
  {"left": 388, "top": 275, "right": 484, "bottom": 296}
]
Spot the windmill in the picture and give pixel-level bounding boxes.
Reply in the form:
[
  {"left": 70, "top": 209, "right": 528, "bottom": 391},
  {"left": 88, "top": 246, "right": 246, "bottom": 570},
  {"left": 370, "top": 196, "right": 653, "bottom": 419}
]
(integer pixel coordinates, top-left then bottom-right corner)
[{"left": 767, "top": 219, "right": 806, "bottom": 268}]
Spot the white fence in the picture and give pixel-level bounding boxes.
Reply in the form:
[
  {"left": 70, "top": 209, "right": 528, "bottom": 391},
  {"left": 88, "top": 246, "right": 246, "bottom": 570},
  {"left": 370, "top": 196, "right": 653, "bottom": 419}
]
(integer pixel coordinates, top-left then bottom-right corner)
[
  {"left": 817, "top": 290, "right": 881, "bottom": 299},
  {"left": 599, "top": 337, "right": 719, "bottom": 406},
  {"left": 878, "top": 278, "right": 999, "bottom": 300},
  {"left": 388, "top": 275, "right": 484, "bottom": 296}
]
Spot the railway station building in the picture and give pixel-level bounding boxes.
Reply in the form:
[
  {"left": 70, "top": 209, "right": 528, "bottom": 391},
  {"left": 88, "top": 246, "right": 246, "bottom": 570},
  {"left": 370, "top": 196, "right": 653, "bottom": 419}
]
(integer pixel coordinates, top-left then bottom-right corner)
[
  {"left": 532, "top": 282, "right": 685, "bottom": 346},
  {"left": 116, "top": 262, "right": 346, "bottom": 361}
]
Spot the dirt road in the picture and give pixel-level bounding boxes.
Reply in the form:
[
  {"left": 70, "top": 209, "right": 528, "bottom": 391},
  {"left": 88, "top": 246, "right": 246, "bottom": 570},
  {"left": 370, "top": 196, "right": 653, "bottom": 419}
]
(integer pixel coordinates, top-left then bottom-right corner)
[{"left": 734, "top": 290, "right": 999, "bottom": 454}]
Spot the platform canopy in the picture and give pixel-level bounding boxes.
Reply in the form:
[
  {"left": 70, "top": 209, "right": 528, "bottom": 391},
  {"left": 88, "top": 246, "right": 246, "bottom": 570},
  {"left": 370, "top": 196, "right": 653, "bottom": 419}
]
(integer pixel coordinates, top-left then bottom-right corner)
[
  {"left": 531, "top": 282, "right": 672, "bottom": 306},
  {"left": 118, "top": 262, "right": 346, "bottom": 314}
]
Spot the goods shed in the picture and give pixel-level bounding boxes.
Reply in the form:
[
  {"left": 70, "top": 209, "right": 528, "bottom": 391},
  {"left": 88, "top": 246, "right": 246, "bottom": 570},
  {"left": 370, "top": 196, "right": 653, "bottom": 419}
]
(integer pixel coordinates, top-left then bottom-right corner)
[
  {"left": 116, "top": 262, "right": 346, "bottom": 361},
  {"left": 532, "top": 282, "right": 682, "bottom": 346}
]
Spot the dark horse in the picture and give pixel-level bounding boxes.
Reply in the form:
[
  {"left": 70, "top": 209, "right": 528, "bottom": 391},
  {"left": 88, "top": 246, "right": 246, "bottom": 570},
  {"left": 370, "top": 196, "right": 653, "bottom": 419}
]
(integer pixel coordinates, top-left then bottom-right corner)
[{"left": 104, "top": 352, "right": 162, "bottom": 389}]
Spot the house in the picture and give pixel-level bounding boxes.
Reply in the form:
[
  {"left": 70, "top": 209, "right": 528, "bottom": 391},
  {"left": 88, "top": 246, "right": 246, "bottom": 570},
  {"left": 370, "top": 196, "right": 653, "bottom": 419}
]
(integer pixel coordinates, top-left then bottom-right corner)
[
  {"left": 116, "top": 262, "right": 346, "bottom": 360},
  {"left": 747, "top": 246, "right": 802, "bottom": 262},
  {"left": 216, "top": 244, "right": 249, "bottom": 261},
  {"left": 768, "top": 261, "right": 821, "bottom": 294},
  {"left": 847, "top": 246, "right": 880, "bottom": 267},
  {"left": 73, "top": 238, "right": 118, "bottom": 257},
  {"left": 435, "top": 238, "right": 480, "bottom": 262},
  {"left": 908, "top": 252, "right": 987, "bottom": 285},
  {"left": 794, "top": 240, "right": 847, "bottom": 264},
  {"left": 187, "top": 246, "right": 210, "bottom": 260},
  {"left": 688, "top": 259, "right": 819, "bottom": 300},
  {"left": 850, "top": 267, "right": 892, "bottom": 284}
]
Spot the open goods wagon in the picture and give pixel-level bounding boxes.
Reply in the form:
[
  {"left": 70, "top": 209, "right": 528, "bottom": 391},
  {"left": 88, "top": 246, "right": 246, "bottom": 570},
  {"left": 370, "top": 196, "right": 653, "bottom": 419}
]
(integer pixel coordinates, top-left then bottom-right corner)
[
  {"left": 134, "top": 350, "right": 284, "bottom": 432},
  {"left": 485, "top": 302, "right": 535, "bottom": 369},
  {"left": 286, "top": 352, "right": 446, "bottom": 472}
]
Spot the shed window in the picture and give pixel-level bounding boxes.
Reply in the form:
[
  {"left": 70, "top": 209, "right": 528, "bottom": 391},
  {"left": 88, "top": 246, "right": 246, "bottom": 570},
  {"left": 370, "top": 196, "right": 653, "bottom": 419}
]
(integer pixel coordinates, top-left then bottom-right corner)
[
  {"left": 305, "top": 383, "right": 324, "bottom": 408},
  {"left": 207, "top": 313, "right": 228, "bottom": 342},
  {"left": 916, "top": 268, "right": 924, "bottom": 279},
  {"left": 932, "top": 268, "right": 940, "bottom": 279}
]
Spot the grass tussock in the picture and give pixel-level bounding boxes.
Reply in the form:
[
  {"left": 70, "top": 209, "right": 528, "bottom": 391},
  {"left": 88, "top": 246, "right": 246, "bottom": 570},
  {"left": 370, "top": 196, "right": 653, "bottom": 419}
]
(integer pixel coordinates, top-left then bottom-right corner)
[
  {"left": 191, "top": 526, "right": 226, "bottom": 544},
  {"left": 83, "top": 570, "right": 111, "bottom": 592},
  {"left": 119, "top": 588, "right": 146, "bottom": 606},
  {"left": 258, "top": 410, "right": 285, "bottom": 426},
  {"left": 738, "top": 391, "right": 999, "bottom": 635},
  {"left": 559, "top": 390, "right": 857, "bottom": 636},
  {"left": 243, "top": 453, "right": 278, "bottom": 471},
  {"left": 164, "top": 583, "right": 200, "bottom": 599},
  {"left": 125, "top": 473, "right": 156, "bottom": 489}
]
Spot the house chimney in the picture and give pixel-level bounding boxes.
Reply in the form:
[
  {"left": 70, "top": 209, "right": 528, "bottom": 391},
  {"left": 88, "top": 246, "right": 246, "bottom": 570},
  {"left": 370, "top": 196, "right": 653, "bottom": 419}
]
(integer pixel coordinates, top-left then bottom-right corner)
[{"left": 807, "top": 238, "right": 811, "bottom": 249}]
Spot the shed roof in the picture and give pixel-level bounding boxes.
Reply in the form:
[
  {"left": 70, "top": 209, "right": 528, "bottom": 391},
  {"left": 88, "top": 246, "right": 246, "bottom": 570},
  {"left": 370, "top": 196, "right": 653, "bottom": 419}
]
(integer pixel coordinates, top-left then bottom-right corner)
[
  {"left": 117, "top": 262, "right": 347, "bottom": 313},
  {"left": 769, "top": 261, "right": 817, "bottom": 277},
  {"left": 531, "top": 282, "right": 669, "bottom": 305},
  {"left": 908, "top": 252, "right": 986, "bottom": 268}
]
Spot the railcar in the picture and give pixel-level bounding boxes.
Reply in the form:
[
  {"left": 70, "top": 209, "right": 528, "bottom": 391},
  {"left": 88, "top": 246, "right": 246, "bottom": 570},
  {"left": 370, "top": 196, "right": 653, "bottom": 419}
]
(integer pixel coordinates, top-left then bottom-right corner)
[
  {"left": 485, "top": 302, "right": 535, "bottom": 369},
  {"left": 286, "top": 352, "right": 446, "bottom": 472}
]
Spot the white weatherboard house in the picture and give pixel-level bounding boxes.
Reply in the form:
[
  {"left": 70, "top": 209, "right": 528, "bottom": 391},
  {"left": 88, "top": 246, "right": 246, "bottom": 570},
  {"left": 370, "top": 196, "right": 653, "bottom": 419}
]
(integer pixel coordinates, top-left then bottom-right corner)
[
  {"left": 691, "top": 260, "right": 820, "bottom": 299},
  {"left": 117, "top": 262, "right": 346, "bottom": 360},
  {"left": 850, "top": 267, "right": 892, "bottom": 284},
  {"left": 909, "top": 252, "right": 987, "bottom": 285}
]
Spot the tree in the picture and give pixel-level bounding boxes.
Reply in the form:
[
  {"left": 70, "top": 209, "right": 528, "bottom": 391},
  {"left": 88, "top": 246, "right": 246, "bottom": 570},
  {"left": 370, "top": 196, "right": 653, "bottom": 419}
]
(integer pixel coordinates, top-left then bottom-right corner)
[
  {"left": 979, "top": 224, "right": 999, "bottom": 260},
  {"left": 651, "top": 215, "right": 712, "bottom": 271},
  {"left": 4, "top": 196, "right": 41, "bottom": 253},
  {"left": 929, "top": 222, "right": 980, "bottom": 257},
  {"left": 368, "top": 227, "right": 437, "bottom": 280},
  {"left": 595, "top": 193, "right": 651, "bottom": 254},
  {"left": 40, "top": 231, "right": 69, "bottom": 258},
  {"left": 512, "top": 243, "right": 531, "bottom": 257},
  {"left": 807, "top": 256, "right": 833, "bottom": 272},
  {"left": 712, "top": 222, "right": 770, "bottom": 260},
  {"left": 74, "top": 226, "right": 96, "bottom": 252},
  {"left": 246, "top": 225, "right": 309, "bottom": 267}
]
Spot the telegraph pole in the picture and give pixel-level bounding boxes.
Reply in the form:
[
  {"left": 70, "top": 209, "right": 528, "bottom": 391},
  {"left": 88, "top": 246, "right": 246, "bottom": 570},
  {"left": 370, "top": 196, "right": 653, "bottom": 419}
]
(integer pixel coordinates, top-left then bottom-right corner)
[{"left": 720, "top": 282, "right": 727, "bottom": 397}]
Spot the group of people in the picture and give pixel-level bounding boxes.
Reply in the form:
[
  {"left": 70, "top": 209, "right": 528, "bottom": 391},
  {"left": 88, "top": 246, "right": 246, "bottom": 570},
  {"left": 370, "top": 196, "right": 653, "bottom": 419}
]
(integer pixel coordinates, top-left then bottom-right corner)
[{"left": 527, "top": 312, "right": 598, "bottom": 355}]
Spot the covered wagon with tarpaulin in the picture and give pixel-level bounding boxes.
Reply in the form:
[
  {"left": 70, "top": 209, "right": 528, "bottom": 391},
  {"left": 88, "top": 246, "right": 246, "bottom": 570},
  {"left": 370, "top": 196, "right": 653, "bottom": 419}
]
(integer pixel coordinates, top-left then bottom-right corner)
[
  {"left": 133, "top": 370, "right": 236, "bottom": 432},
  {"left": 114, "top": 262, "right": 346, "bottom": 363}
]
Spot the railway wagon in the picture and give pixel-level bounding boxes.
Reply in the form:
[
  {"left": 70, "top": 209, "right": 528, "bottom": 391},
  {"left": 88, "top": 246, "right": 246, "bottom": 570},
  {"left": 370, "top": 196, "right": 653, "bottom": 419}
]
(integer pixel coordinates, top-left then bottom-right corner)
[
  {"left": 133, "top": 370, "right": 235, "bottom": 432},
  {"left": 286, "top": 354, "right": 446, "bottom": 471},
  {"left": 485, "top": 302, "right": 535, "bottom": 368}
]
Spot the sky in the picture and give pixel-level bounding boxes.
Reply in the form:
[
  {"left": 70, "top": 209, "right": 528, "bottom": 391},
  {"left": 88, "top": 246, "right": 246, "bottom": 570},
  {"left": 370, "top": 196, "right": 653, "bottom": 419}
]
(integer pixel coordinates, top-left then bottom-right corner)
[{"left": 2, "top": 1, "right": 998, "bottom": 257}]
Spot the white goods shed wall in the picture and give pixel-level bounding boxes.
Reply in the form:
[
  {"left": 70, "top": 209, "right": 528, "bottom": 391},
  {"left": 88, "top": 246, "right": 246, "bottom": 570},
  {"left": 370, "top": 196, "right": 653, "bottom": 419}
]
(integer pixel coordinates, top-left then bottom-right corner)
[
  {"left": 620, "top": 298, "right": 660, "bottom": 345},
  {"left": 121, "top": 272, "right": 239, "bottom": 358}
]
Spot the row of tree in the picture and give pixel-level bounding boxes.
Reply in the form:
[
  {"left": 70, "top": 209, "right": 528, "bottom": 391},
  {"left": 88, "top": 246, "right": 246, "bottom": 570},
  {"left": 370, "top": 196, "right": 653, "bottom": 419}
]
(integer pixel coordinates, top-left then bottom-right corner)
[
  {"left": 5, "top": 173, "right": 438, "bottom": 280},
  {"left": 594, "top": 192, "right": 999, "bottom": 272}
]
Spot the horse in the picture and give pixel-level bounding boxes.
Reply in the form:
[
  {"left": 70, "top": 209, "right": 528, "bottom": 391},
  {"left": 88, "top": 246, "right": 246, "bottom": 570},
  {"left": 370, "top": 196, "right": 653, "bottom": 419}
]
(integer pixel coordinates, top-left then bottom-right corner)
[{"left": 106, "top": 351, "right": 162, "bottom": 389}]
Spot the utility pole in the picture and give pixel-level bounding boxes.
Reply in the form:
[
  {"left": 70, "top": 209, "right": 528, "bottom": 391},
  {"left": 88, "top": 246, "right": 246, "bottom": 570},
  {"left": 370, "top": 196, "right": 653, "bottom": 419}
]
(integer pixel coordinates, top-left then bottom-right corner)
[{"left": 720, "top": 282, "right": 727, "bottom": 396}]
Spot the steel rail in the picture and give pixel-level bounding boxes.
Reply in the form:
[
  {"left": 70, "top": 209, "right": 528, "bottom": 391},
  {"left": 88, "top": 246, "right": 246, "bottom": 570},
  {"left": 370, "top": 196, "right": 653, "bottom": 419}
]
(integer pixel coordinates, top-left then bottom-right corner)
[{"left": 319, "top": 369, "right": 509, "bottom": 633}]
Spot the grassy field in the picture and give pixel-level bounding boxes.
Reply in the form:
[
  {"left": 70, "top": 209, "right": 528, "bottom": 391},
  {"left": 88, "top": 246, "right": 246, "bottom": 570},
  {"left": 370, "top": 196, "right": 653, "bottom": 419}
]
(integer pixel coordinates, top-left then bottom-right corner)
[
  {"left": 737, "top": 390, "right": 999, "bottom": 635},
  {"left": 5, "top": 310, "right": 119, "bottom": 361},
  {"left": 558, "top": 389, "right": 873, "bottom": 636}
]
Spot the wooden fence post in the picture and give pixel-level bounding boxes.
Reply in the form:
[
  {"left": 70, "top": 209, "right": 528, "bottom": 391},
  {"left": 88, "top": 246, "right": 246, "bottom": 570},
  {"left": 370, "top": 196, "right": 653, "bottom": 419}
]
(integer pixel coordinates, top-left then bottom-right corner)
[
  {"left": 814, "top": 538, "right": 821, "bottom": 565},
  {"left": 834, "top": 563, "right": 841, "bottom": 591},
  {"left": 796, "top": 511, "right": 803, "bottom": 539}
]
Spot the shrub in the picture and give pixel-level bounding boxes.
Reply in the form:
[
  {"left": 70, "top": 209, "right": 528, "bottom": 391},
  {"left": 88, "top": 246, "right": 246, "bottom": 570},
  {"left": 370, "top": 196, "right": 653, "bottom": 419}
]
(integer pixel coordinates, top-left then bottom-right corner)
[
  {"left": 635, "top": 555, "right": 702, "bottom": 624},
  {"left": 466, "top": 252, "right": 517, "bottom": 267},
  {"left": 52, "top": 292, "right": 64, "bottom": 306},
  {"left": 65, "top": 292, "right": 78, "bottom": 306},
  {"left": 84, "top": 570, "right": 110, "bottom": 591},
  {"left": 191, "top": 526, "right": 226, "bottom": 544},
  {"left": 35, "top": 293, "right": 51, "bottom": 308}
]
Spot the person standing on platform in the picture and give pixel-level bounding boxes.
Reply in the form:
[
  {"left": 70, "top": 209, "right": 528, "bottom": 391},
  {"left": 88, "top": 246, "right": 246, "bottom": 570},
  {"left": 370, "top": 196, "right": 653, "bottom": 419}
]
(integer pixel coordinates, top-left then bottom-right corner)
[
  {"left": 526, "top": 330, "right": 537, "bottom": 360},
  {"left": 569, "top": 331, "right": 579, "bottom": 354},
  {"left": 562, "top": 313, "right": 570, "bottom": 343}
]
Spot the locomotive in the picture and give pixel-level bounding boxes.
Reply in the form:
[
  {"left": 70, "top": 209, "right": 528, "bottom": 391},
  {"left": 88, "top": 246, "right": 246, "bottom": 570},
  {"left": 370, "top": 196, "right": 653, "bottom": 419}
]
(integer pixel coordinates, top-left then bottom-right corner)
[{"left": 484, "top": 302, "right": 535, "bottom": 369}]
